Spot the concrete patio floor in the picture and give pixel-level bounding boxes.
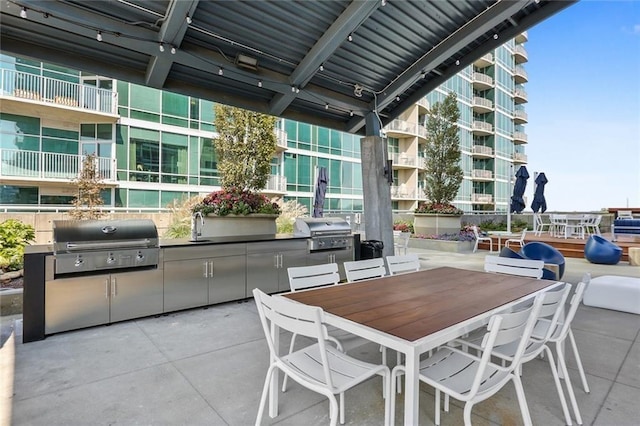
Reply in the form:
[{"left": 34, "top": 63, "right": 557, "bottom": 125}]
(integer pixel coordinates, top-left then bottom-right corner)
[{"left": 2, "top": 248, "right": 639, "bottom": 425}]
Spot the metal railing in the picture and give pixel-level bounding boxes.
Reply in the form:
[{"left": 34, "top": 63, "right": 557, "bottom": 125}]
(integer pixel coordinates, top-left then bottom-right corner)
[
  {"left": 472, "top": 193, "right": 493, "bottom": 203},
  {"left": 0, "top": 69, "right": 118, "bottom": 114},
  {"left": 513, "top": 66, "right": 528, "bottom": 81},
  {"left": 472, "top": 72, "right": 493, "bottom": 86},
  {"left": 472, "top": 96, "right": 493, "bottom": 109},
  {"left": 513, "top": 110, "right": 528, "bottom": 121},
  {"left": 513, "top": 88, "right": 528, "bottom": 100},
  {"left": 472, "top": 169, "right": 493, "bottom": 179},
  {"left": 513, "top": 131, "right": 528, "bottom": 142},
  {"left": 0, "top": 149, "right": 116, "bottom": 181},
  {"left": 472, "top": 121, "right": 493, "bottom": 132},
  {"left": 390, "top": 152, "right": 416, "bottom": 167},
  {"left": 385, "top": 119, "right": 417, "bottom": 135},
  {"left": 472, "top": 145, "right": 493, "bottom": 156},
  {"left": 274, "top": 128, "right": 288, "bottom": 149},
  {"left": 264, "top": 174, "right": 287, "bottom": 192},
  {"left": 390, "top": 186, "right": 415, "bottom": 199},
  {"left": 513, "top": 45, "right": 528, "bottom": 60}
]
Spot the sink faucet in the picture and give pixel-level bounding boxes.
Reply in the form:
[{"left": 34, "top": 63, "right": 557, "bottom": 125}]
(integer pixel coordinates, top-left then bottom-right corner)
[{"left": 191, "top": 211, "right": 204, "bottom": 241}]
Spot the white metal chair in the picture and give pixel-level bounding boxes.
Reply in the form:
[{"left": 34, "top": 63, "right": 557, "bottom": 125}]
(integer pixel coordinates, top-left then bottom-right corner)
[
  {"left": 456, "top": 284, "right": 575, "bottom": 425},
  {"left": 344, "top": 258, "right": 386, "bottom": 282},
  {"left": 550, "top": 214, "right": 568, "bottom": 238},
  {"left": 583, "top": 214, "right": 602, "bottom": 236},
  {"left": 385, "top": 254, "right": 420, "bottom": 275},
  {"left": 534, "top": 213, "right": 552, "bottom": 236},
  {"left": 617, "top": 210, "right": 634, "bottom": 219},
  {"left": 393, "top": 231, "right": 411, "bottom": 255},
  {"left": 505, "top": 228, "right": 527, "bottom": 249},
  {"left": 390, "top": 294, "right": 545, "bottom": 426},
  {"left": 484, "top": 255, "right": 544, "bottom": 279},
  {"left": 531, "top": 276, "right": 591, "bottom": 424},
  {"left": 253, "top": 289, "right": 391, "bottom": 426},
  {"left": 472, "top": 225, "right": 493, "bottom": 253}
]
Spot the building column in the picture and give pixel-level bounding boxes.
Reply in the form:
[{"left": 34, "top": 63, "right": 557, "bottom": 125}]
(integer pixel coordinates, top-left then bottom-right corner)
[{"left": 360, "top": 112, "right": 394, "bottom": 258}]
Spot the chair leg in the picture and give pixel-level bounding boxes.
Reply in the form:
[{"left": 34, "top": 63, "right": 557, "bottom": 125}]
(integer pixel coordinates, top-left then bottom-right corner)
[
  {"left": 435, "top": 388, "right": 441, "bottom": 426},
  {"left": 569, "top": 329, "right": 590, "bottom": 393},
  {"left": 389, "top": 366, "right": 402, "bottom": 426},
  {"left": 396, "top": 351, "right": 402, "bottom": 393},
  {"left": 256, "top": 364, "right": 277, "bottom": 425},
  {"left": 282, "top": 335, "right": 298, "bottom": 392},
  {"left": 463, "top": 401, "right": 475, "bottom": 426},
  {"left": 556, "top": 343, "right": 583, "bottom": 425},
  {"left": 512, "top": 373, "right": 533, "bottom": 426},
  {"left": 544, "top": 346, "right": 573, "bottom": 425},
  {"left": 339, "top": 392, "right": 345, "bottom": 424}
]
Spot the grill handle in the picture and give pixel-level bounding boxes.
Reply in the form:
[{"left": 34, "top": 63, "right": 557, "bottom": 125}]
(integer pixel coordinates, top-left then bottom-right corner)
[{"left": 65, "top": 239, "right": 153, "bottom": 251}]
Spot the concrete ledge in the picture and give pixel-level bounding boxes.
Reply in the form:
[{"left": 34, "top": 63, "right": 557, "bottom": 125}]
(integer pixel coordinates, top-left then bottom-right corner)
[
  {"left": 409, "top": 238, "right": 474, "bottom": 253},
  {"left": 0, "top": 289, "right": 23, "bottom": 316}
]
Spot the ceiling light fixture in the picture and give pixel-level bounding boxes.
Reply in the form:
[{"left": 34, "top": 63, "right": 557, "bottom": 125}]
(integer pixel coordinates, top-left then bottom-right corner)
[
  {"left": 159, "top": 43, "right": 165, "bottom": 52},
  {"left": 257, "top": 80, "right": 263, "bottom": 88},
  {"left": 455, "top": 59, "right": 460, "bottom": 66},
  {"left": 218, "top": 67, "right": 224, "bottom": 76},
  {"left": 353, "top": 84, "right": 363, "bottom": 98},
  {"left": 291, "top": 85, "right": 296, "bottom": 93},
  {"left": 421, "top": 71, "right": 426, "bottom": 78},
  {"left": 493, "top": 33, "right": 499, "bottom": 40},
  {"left": 20, "top": 7, "right": 27, "bottom": 18},
  {"left": 325, "top": 104, "right": 329, "bottom": 110},
  {"left": 43, "top": 12, "right": 49, "bottom": 18},
  {"left": 348, "top": 34, "right": 353, "bottom": 42},
  {"left": 170, "top": 46, "right": 176, "bottom": 54},
  {"left": 395, "top": 96, "right": 400, "bottom": 102},
  {"left": 319, "top": 64, "right": 324, "bottom": 72},
  {"left": 96, "top": 31, "right": 103, "bottom": 42},
  {"left": 186, "top": 15, "right": 192, "bottom": 24},
  {"left": 295, "top": 87, "right": 300, "bottom": 93},
  {"left": 235, "top": 53, "right": 258, "bottom": 71},
  {"left": 349, "top": 110, "right": 354, "bottom": 117}
]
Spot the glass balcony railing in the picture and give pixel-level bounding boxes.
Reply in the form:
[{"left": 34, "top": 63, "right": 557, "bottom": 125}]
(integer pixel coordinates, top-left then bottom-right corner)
[
  {"left": 472, "top": 193, "right": 493, "bottom": 203},
  {"left": 0, "top": 149, "right": 116, "bottom": 181},
  {"left": 472, "top": 145, "right": 493, "bottom": 156},
  {"left": 513, "top": 153, "right": 528, "bottom": 163},
  {"left": 391, "top": 152, "right": 416, "bottom": 167},
  {"left": 472, "top": 169, "right": 493, "bottom": 179},
  {"left": 274, "top": 128, "right": 288, "bottom": 149},
  {"left": 385, "top": 119, "right": 417, "bottom": 135},
  {"left": 0, "top": 69, "right": 118, "bottom": 114},
  {"left": 472, "top": 121, "right": 493, "bottom": 133},
  {"left": 513, "top": 131, "right": 528, "bottom": 142},
  {"left": 472, "top": 72, "right": 493, "bottom": 86},
  {"left": 263, "top": 174, "right": 287, "bottom": 193},
  {"left": 391, "top": 186, "right": 415, "bottom": 199}
]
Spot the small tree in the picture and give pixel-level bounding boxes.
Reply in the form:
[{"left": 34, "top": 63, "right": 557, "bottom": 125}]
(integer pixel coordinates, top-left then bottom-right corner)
[
  {"left": 213, "top": 104, "right": 278, "bottom": 191},
  {"left": 69, "top": 153, "right": 105, "bottom": 220},
  {"left": 423, "top": 92, "right": 463, "bottom": 205}
]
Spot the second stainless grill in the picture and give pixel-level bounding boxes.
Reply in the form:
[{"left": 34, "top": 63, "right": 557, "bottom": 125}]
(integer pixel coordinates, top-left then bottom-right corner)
[
  {"left": 52, "top": 219, "right": 159, "bottom": 275},
  {"left": 293, "top": 217, "right": 353, "bottom": 252}
]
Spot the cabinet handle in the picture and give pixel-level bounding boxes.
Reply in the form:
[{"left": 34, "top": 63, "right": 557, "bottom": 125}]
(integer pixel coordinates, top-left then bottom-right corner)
[
  {"left": 204, "top": 261, "right": 208, "bottom": 278},
  {"left": 105, "top": 279, "right": 109, "bottom": 299},
  {"left": 209, "top": 261, "right": 214, "bottom": 278},
  {"left": 274, "top": 254, "right": 278, "bottom": 268},
  {"left": 112, "top": 277, "right": 117, "bottom": 297},
  {"left": 279, "top": 254, "right": 283, "bottom": 268}
]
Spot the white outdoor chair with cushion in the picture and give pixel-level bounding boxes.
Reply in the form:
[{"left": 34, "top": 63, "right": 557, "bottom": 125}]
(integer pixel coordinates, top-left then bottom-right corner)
[
  {"left": 484, "top": 255, "right": 544, "bottom": 279},
  {"left": 344, "top": 258, "right": 386, "bottom": 282},
  {"left": 389, "top": 294, "right": 545, "bottom": 426},
  {"left": 455, "top": 284, "right": 575, "bottom": 425},
  {"left": 393, "top": 231, "right": 411, "bottom": 255},
  {"left": 472, "top": 225, "right": 493, "bottom": 253},
  {"left": 253, "top": 289, "right": 391, "bottom": 426},
  {"left": 505, "top": 228, "right": 527, "bottom": 249},
  {"left": 386, "top": 254, "right": 420, "bottom": 275}
]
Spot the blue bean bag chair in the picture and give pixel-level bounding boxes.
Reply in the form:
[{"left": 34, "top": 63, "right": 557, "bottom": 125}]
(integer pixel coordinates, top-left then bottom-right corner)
[
  {"left": 520, "top": 242, "right": 565, "bottom": 280},
  {"left": 500, "top": 247, "right": 557, "bottom": 280},
  {"left": 584, "top": 235, "right": 622, "bottom": 265}
]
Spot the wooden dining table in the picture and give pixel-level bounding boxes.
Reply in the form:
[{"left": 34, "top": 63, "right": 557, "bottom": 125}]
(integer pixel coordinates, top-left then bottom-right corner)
[{"left": 283, "top": 266, "right": 562, "bottom": 425}]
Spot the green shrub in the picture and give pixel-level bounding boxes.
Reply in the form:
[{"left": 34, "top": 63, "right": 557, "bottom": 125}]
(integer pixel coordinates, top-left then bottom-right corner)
[
  {"left": 0, "top": 219, "right": 35, "bottom": 272},
  {"left": 393, "top": 220, "right": 414, "bottom": 234}
]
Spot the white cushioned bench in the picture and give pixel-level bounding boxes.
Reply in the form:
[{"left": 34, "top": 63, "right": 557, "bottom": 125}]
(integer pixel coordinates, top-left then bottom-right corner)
[{"left": 583, "top": 275, "right": 640, "bottom": 314}]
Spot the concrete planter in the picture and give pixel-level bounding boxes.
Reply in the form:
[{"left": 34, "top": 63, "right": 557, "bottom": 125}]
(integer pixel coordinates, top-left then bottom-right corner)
[
  {"left": 0, "top": 288, "right": 23, "bottom": 316},
  {"left": 201, "top": 214, "right": 278, "bottom": 238},
  {"left": 408, "top": 238, "right": 474, "bottom": 253},
  {"left": 414, "top": 214, "right": 462, "bottom": 235}
]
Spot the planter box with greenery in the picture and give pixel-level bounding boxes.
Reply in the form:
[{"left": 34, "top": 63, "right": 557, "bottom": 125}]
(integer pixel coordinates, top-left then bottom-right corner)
[{"left": 408, "top": 238, "right": 474, "bottom": 253}]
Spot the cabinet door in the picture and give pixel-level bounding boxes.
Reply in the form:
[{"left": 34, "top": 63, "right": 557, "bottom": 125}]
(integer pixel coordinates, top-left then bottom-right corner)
[
  {"left": 246, "top": 253, "right": 279, "bottom": 294},
  {"left": 279, "top": 250, "right": 309, "bottom": 292},
  {"left": 209, "top": 255, "right": 247, "bottom": 304},
  {"left": 163, "top": 259, "right": 209, "bottom": 312},
  {"left": 332, "top": 249, "right": 354, "bottom": 281},
  {"left": 45, "top": 275, "right": 110, "bottom": 334},
  {"left": 110, "top": 268, "right": 164, "bottom": 322}
]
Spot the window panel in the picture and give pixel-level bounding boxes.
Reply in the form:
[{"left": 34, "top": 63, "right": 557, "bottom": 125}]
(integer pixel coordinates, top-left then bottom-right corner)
[{"left": 162, "top": 91, "right": 189, "bottom": 118}]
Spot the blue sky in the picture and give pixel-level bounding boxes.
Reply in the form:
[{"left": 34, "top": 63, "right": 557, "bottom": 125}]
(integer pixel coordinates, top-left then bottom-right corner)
[{"left": 523, "top": 0, "right": 640, "bottom": 212}]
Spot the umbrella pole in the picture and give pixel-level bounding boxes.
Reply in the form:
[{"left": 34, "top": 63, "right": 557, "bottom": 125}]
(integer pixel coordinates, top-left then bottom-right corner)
[
  {"left": 507, "top": 165, "right": 513, "bottom": 233},
  {"left": 533, "top": 172, "right": 538, "bottom": 234}
]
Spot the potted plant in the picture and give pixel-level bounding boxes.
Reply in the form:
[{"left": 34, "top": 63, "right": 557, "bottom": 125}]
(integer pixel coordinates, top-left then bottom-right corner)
[
  {"left": 192, "top": 105, "right": 281, "bottom": 238},
  {"left": 414, "top": 92, "right": 464, "bottom": 235}
]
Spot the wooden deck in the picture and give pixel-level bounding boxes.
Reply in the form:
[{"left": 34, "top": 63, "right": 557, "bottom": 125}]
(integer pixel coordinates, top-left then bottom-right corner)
[{"left": 478, "top": 232, "right": 640, "bottom": 261}]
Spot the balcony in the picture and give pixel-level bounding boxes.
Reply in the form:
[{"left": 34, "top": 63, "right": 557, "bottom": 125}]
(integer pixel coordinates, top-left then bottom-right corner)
[
  {"left": 263, "top": 174, "right": 287, "bottom": 194},
  {"left": 471, "top": 169, "right": 493, "bottom": 180},
  {"left": 513, "top": 110, "right": 529, "bottom": 124},
  {"left": 391, "top": 185, "right": 415, "bottom": 199},
  {"left": 0, "top": 69, "right": 119, "bottom": 122},
  {"left": 384, "top": 119, "right": 417, "bottom": 137},
  {"left": 513, "top": 45, "right": 528, "bottom": 63},
  {"left": 472, "top": 145, "right": 493, "bottom": 157},
  {"left": 472, "top": 121, "right": 493, "bottom": 136},
  {"left": 417, "top": 124, "right": 428, "bottom": 140},
  {"left": 513, "top": 88, "right": 528, "bottom": 104},
  {"left": 391, "top": 152, "right": 416, "bottom": 168},
  {"left": 416, "top": 98, "right": 429, "bottom": 111},
  {"left": 274, "top": 128, "right": 288, "bottom": 152},
  {"left": 513, "top": 131, "right": 528, "bottom": 144},
  {"left": 471, "top": 72, "right": 494, "bottom": 90},
  {"left": 513, "top": 66, "right": 528, "bottom": 84},
  {"left": 417, "top": 156, "right": 427, "bottom": 169},
  {"left": 473, "top": 53, "right": 494, "bottom": 68},
  {"left": 472, "top": 96, "right": 493, "bottom": 113},
  {"left": 0, "top": 149, "right": 116, "bottom": 183},
  {"left": 515, "top": 31, "right": 528, "bottom": 44},
  {"left": 513, "top": 152, "right": 528, "bottom": 164},
  {"left": 472, "top": 193, "right": 494, "bottom": 204}
]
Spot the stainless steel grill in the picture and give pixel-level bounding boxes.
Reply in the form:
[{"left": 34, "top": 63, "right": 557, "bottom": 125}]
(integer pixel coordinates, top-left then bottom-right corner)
[
  {"left": 293, "top": 217, "right": 353, "bottom": 252},
  {"left": 52, "top": 219, "right": 159, "bottom": 275}
]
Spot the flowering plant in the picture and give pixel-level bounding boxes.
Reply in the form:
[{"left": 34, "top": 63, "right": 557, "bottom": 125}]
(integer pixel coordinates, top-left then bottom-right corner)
[
  {"left": 192, "top": 187, "right": 281, "bottom": 216},
  {"left": 415, "top": 202, "right": 463, "bottom": 215},
  {"left": 393, "top": 220, "right": 414, "bottom": 234},
  {"left": 414, "top": 225, "right": 475, "bottom": 241}
]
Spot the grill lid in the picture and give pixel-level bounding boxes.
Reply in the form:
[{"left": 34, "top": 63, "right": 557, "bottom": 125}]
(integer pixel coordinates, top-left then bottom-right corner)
[
  {"left": 53, "top": 219, "right": 158, "bottom": 253},
  {"left": 293, "top": 217, "right": 351, "bottom": 237}
]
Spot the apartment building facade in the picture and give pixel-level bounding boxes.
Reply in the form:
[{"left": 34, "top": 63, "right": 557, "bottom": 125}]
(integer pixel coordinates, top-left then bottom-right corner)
[{"left": 0, "top": 32, "right": 527, "bottom": 215}]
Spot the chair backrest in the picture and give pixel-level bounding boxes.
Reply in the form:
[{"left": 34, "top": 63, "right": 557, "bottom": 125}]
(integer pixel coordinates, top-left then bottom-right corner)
[
  {"left": 553, "top": 274, "right": 589, "bottom": 341},
  {"left": 517, "top": 228, "right": 528, "bottom": 240},
  {"left": 484, "top": 255, "right": 544, "bottom": 279},
  {"left": 344, "top": 258, "right": 386, "bottom": 282},
  {"left": 287, "top": 263, "right": 340, "bottom": 292},
  {"left": 252, "top": 288, "right": 334, "bottom": 387},
  {"left": 472, "top": 225, "right": 482, "bottom": 239},
  {"left": 536, "top": 284, "right": 573, "bottom": 341},
  {"left": 394, "top": 232, "right": 410, "bottom": 246},
  {"left": 386, "top": 254, "right": 420, "bottom": 275},
  {"left": 618, "top": 210, "right": 633, "bottom": 219},
  {"left": 469, "top": 294, "right": 544, "bottom": 396}
]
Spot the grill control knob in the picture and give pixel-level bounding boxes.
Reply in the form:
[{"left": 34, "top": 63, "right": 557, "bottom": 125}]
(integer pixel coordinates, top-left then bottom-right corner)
[
  {"left": 106, "top": 254, "right": 116, "bottom": 265},
  {"left": 74, "top": 257, "right": 84, "bottom": 267},
  {"left": 318, "top": 240, "right": 325, "bottom": 247},
  {"left": 136, "top": 252, "right": 145, "bottom": 262}
]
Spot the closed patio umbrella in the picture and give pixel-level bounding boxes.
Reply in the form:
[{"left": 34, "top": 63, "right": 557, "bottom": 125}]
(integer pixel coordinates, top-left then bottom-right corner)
[
  {"left": 531, "top": 172, "right": 548, "bottom": 213},
  {"left": 312, "top": 166, "right": 328, "bottom": 217},
  {"left": 510, "top": 165, "right": 529, "bottom": 214}
]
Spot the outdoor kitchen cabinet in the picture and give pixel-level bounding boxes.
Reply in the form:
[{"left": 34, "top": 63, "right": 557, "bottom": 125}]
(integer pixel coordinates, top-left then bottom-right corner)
[
  {"left": 163, "top": 244, "right": 247, "bottom": 311},
  {"left": 45, "top": 265, "right": 164, "bottom": 334},
  {"left": 246, "top": 240, "right": 308, "bottom": 293},
  {"left": 307, "top": 248, "right": 353, "bottom": 281}
]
